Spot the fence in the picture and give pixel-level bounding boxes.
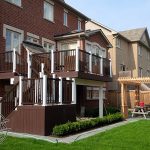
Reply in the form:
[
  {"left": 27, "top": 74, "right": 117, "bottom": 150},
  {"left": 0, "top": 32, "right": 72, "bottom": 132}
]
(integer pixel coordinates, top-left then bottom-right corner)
[
  {"left": 0, "top": 83, "right": 19, "bottom": 118},
  {"left": 0, "top": 51, "right": 13, "bottom": 72},
  {"left": 107, "top": 90, "right": 150, "bottom": 109}
]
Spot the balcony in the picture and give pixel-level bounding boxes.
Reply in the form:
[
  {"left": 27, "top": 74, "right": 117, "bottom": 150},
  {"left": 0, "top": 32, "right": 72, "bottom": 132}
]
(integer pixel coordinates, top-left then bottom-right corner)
[
  {"left": 0, "top": 49, "right": 27, "bottom": 79},
  {"left": 0, "top": 48, "right": 112, "bottom": 82},
  {"left": 52, "top": 49, "right": 112, "bottom": 81}
]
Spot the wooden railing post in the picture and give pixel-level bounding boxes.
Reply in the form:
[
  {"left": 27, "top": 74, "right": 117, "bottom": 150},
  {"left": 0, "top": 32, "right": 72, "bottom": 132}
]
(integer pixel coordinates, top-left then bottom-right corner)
[
  {"left": 72, "top": 78, "right": 76, "bottom": 104},
  {"left": 13, "top": 48, "right": 17, "bottom": 73},
  {"left": 59, "top": 77, "right": 63, "bottom": 104},
  {"left": 19, "top": 76, "right": 23, "bottom": 106},
  {"left": 109, "top": 59, "right": 112, "bottom": 77},
  {"left": 100, "top": 56, "right": 103, "bottom": 76},
  {"left": 41, "top": 63, "right": 45, "bottom": 74},
  {"left": 75, "top": 47, "right": 79, "bottom": 72},
  {"left": 42, "top": 75, "right": 47, "bottom": 106},
  {"left": 89, "top": 51, "right": 92, "bottom": 73},
  {"left": 51, "top": 50, "right": 54, "bottom": 73}
]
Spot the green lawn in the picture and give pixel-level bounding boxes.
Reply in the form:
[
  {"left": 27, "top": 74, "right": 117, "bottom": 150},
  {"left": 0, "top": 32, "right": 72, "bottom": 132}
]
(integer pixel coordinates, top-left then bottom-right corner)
[{"left": 1, "top": 120, "right": 150, "bottom": 150}]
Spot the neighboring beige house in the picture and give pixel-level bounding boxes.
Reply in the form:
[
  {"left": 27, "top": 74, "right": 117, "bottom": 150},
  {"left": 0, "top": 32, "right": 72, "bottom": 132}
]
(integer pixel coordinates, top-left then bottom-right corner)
[{"left": 86, "top": 20, "right": 150, "bottom": 91}]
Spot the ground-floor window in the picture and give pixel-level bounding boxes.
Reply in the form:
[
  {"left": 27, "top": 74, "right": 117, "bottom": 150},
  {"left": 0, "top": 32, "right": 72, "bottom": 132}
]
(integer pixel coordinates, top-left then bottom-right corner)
[{"left": 86, "top": 87, "right": 99, "bottom": 100}]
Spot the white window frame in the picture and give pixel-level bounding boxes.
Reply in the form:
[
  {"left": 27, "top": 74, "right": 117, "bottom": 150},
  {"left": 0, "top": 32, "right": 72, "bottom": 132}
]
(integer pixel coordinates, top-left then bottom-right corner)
[
  {"left": 64, "top": 9, "right": 68, "bottom": 27},
  {"left": 26, "top": 32, "right": 40, "bottom": 44},
  {"left": 86, "top": 87, "right": 99, "bottom": 100},
  {"left": 42, "top": 38, "right": 56, "bottom": 52},
  {"left": 5, "top": 0, "right": 22, "bottom": 7},
  {"left": 44, "top": 0, "right": 54, "bottom": 22},
  {"left": 116, "top": 38, "right": 121, "bottom": 48},
  {"left": 78, "top": 18, "right": 82, "bottom": 31},
  {"left": 120, "top": 64, "right": 126, "bottom": 71},
  {"left": 85, "top": 40, "right": 106, "bottom": 58},
  {"left": 3, "top": 24, "right": 24, "bottom": 53}
]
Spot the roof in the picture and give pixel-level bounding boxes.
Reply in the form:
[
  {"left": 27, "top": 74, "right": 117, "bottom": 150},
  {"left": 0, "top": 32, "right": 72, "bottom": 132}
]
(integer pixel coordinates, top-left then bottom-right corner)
[
  {"left": 119, "top": 28, "right": 146, "bottom": 42},
  {"left": 54, "top": 29, "right": 112, "bottom": 48},
  {"left": 23, "top": 41, "right": 45, "bottom": 53},
  {"left": 90, "top": 20, "right": 117, "bottom": 34},
  {"left": 57, "top": 0, "right": 90, "bottom": 21}
]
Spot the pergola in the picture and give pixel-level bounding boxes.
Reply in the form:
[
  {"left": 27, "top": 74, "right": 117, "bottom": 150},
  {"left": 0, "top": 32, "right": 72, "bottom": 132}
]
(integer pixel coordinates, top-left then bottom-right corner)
[{"left": 118, "top": 77, "right": 150, "bottom": 118}]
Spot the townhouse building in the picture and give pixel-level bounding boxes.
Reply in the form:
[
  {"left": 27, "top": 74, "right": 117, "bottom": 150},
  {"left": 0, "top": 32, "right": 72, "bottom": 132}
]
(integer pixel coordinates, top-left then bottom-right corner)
[
  {"left": 0, "top": 0, "right": 112, "bottom": 135},
  {"left": 86, "top": 20, "right": 150, "bottom": 107}
]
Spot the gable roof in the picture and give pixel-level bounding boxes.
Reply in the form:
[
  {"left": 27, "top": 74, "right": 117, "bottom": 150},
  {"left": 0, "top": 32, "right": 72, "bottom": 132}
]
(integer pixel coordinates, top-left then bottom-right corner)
[
  {"left": 89, "top": 20, "right": 117, "bottom": 35},
  {"left": 54, "top": 29, "right": 112, "bottom": 48},
  {"left": 119, "top": 28, "right": 150, "bottom": 47},
  {"left": 119, "top": 28, "right": 146, "bottom": 42}
]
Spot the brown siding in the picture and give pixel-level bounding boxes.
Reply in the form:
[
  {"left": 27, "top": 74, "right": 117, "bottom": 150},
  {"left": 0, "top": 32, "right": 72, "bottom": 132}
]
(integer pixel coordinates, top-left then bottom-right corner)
[{"left": 7, "top": 105, "right": 76, "bottom": 136}]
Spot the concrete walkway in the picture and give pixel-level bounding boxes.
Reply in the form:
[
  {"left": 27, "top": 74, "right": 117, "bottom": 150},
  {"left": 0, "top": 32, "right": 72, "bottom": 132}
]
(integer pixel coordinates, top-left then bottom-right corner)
[{"left": 8, "top": 118, "right": 146, "bottom": 144}]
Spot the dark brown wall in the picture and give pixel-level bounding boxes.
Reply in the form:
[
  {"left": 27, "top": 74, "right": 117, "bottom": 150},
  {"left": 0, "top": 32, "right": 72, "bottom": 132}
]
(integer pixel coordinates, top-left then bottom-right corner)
[{"left": 7, "top": 105, "right": 76, "bottom": 136}]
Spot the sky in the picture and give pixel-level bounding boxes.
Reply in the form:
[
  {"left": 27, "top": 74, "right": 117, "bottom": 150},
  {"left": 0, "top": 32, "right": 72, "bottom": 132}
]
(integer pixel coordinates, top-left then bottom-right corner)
[{"left": 65, "top": 0, "right": 150, "bottom": 32}]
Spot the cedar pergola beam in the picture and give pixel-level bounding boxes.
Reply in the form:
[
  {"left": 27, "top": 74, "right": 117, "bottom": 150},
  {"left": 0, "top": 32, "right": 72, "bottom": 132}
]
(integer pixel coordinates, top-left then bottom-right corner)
[{"left": 118, "top": 77, "right": 150, "bottom": 119}]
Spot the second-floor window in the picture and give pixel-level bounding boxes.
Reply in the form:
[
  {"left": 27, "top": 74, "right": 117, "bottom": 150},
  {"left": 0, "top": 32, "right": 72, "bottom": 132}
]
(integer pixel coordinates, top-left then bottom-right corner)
[
  {"left": 43, "top": 41, "right": 55, "bottom": 52},
  {"left": 6, "top": 0, "right": 21, "bottom": 7},
  {"left": 78, "top": 18, "right": 82, "bottom": 31},
  {"left": 26, "top": 33, "right": 39, "bottom": 44},
  {"left": 44, "top": 1, "right": 54, "bottom": 22},
  {"left": 6, "top": 29, "right": 21, "bottom": 52},
  {"left": 26, "top": 36, "right": 39, "bottom": 44},
  {"left": 120, "top": 64, "right": 126, "bottom": 71},
  {"left": 64, "top": 9, "right": 68, "bottom": 26},
  {"left": 116, "top": 38, "right": 121, "bottom": 48}
]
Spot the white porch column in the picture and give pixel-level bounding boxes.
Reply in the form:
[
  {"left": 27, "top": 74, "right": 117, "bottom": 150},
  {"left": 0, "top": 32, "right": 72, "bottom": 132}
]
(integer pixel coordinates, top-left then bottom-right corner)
[
  {"left": 27, "top": 50, "right": 32, "bottom": 78},
  {"left": 100, "top": 57, "right": 103, "bottom": 76},
  {"left": 13, "top": 48, "right": 17, "bottom": 73},
  {"left": 51, "top": 50, "right": 54, "bottom": 73},
  {"left": 72, "top": 78, "right": 76, "bottom": 104},
  {"left": 19, "top": 76, "right": 23, "bottom": 106},
  {"left": 42, "top": 75, "right": 47, "bottom": 106},
  {"left": 109, "top": 59, "right": 112, "bottom": 77},
  {"left": 89, "top": 51, "right": 92, "bottom": 73},
  {"left": 99, "top": 85, "right": 103, "bottom": 118},
  {"left": 75, "top": 47, "right": 79, "bottom": 72},
  {"left": 59, "top": 77, "right": 63, "bottom": 104}
]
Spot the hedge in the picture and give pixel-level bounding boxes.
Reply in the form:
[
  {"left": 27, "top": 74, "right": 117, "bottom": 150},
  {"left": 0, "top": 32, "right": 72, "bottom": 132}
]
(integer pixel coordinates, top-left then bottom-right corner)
[{"left": 52, "top": 113, "right": 123, "bottom": 136}]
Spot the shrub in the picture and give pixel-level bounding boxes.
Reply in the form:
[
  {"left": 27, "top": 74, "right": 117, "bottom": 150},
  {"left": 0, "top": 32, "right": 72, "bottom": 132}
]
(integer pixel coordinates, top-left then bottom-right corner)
[
  {"left": 52, "top": 113, "right": 123, "bottom": 136},
  {"left": 85, "top": 107, "right": 121, "bottom": 118}
]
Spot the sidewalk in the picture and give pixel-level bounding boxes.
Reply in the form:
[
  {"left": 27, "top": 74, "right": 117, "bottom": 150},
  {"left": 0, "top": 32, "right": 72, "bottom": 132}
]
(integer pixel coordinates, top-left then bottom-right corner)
[{"left": 8, "top": 118, "right": 144, "bottom": 144}]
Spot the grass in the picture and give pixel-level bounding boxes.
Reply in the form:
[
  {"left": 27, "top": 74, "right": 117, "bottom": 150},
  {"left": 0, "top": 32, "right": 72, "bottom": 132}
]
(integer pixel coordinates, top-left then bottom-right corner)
[{"left": 0, "top": 120, "right": 150, "bottom": 150}]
